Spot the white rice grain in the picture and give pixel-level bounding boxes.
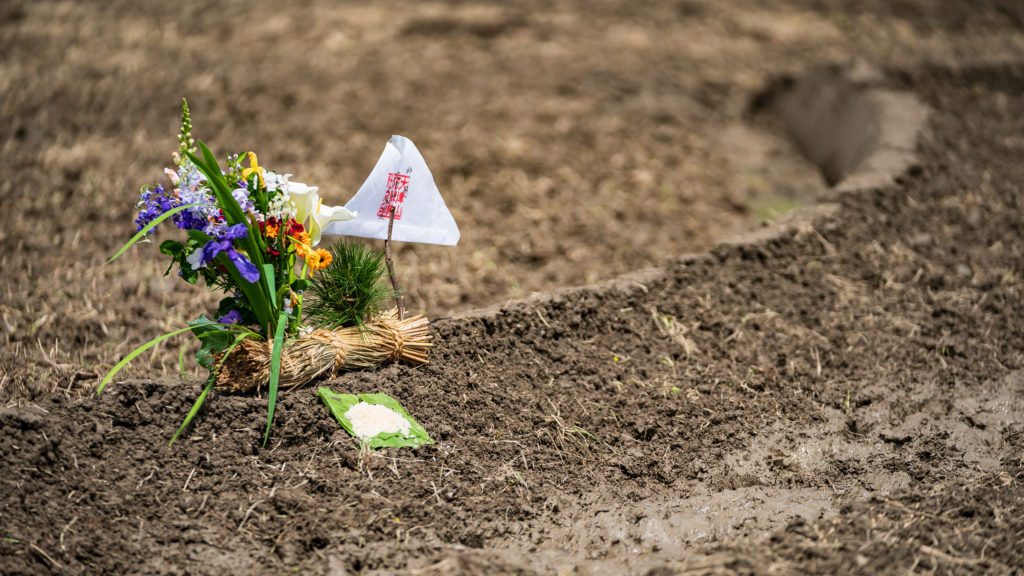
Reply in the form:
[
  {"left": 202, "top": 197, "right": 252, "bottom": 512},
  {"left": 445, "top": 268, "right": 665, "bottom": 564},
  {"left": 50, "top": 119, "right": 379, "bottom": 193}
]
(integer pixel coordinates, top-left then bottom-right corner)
[{"left": 345, "top": 402, "right": 411, "bottom": 439}]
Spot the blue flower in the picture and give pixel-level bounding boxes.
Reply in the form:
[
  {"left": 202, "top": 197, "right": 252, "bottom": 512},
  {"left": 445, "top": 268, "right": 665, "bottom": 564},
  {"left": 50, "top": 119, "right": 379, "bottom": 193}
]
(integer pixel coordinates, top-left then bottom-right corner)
[
  {"left": 201, "top": 223, "right": 260, "bottom": 283},
  {"left": 218, "top": 310, "right": 243, "bottom": 325},
  {"left": 223, "top": 223, "right": 249, "bottom": 241},
  {"left": 135, "top": 185, "right": 177, "bottom": 233}
]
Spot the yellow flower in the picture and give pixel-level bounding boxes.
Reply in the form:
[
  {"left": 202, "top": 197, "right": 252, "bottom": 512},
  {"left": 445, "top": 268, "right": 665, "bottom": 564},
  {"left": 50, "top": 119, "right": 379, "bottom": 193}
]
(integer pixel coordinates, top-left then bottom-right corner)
[
  {"left": 241, "top": 152, "right": 264, "bottom": 188},
  {"left": 311, "top": 248, "right": 332, "bottom": 270},
  {"left": 302, "top": 248, "right": 332, "bottom": 277},
  {"left": 305, "top": 249, "right": 321, "bottom": 277}
]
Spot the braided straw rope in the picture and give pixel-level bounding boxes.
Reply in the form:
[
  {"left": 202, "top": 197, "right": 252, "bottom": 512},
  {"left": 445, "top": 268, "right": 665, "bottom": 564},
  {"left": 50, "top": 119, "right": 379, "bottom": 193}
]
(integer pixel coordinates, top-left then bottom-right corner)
[{"left": 215, "top": 309, "right": 431, "bottom": 393}]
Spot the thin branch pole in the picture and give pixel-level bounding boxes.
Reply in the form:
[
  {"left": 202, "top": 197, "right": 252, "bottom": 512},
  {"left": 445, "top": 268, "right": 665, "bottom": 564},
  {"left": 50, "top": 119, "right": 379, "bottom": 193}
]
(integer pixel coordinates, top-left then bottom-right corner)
[{"left": 385, "top": 206, "right": 405, "bottom": 320}]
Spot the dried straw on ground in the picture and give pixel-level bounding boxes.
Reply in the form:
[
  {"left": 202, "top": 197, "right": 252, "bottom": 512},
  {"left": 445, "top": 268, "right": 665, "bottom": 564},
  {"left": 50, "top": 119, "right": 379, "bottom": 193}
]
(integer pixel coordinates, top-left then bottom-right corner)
[{"left": 216, "top": 309, "right": 431, "bottom": 393}]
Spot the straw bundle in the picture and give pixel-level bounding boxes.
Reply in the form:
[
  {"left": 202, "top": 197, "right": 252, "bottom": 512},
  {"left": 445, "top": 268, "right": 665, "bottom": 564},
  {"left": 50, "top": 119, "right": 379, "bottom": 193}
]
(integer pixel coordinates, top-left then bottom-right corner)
[{"left": 215, "top": 309, "right": 431, "bottom": 393}]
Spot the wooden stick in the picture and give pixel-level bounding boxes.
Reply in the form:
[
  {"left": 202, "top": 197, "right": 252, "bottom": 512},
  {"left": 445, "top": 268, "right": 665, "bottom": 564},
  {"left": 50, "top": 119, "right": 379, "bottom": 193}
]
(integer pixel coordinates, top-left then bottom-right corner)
[{"left": 385, "top": 205, "right": 405, "bottom": 320}]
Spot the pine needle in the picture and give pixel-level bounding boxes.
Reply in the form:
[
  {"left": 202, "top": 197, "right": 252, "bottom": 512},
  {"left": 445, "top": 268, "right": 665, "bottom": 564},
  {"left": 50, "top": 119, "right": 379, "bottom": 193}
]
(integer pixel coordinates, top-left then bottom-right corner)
[{"left": 305, "top": 240, "right": 394, "bottom": 331}]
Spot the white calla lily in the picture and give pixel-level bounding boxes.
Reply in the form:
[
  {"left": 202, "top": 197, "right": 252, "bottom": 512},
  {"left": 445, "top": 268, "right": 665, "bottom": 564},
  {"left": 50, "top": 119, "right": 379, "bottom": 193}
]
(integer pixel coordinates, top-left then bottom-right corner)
[
  {"left": 310, "top": 204, "right": 357, "bottom": 246},
  {"left": 284, "top": 181, "right": 320, "bottom": 228},
  {"left": 281, "top": 179, "right": 355, "bottom": 246}
]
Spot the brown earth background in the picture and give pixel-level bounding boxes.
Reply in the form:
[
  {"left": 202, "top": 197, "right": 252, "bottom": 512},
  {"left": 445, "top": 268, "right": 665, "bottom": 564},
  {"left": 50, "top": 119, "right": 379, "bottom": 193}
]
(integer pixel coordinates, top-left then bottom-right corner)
[{"left": 2, "top": 0, "right": 1024, "bottom": 574}]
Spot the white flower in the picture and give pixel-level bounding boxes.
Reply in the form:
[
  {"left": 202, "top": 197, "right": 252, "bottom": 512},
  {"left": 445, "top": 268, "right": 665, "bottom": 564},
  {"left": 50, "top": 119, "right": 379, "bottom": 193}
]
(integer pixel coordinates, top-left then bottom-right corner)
[
  {"left": 283, "top": 181, "right": 356, "bottom": 246},
  {"left": 263, "top": 171, "right": 291, "bottom": 192},
  {"left": 186, "top": 248, "right": 205, "bottom": 270},
  {"left": 309, "top": 204, "right": 356, "bottom": 246},
  {"left": 284, "top": 181, "right": 320, "bottom": 227}
]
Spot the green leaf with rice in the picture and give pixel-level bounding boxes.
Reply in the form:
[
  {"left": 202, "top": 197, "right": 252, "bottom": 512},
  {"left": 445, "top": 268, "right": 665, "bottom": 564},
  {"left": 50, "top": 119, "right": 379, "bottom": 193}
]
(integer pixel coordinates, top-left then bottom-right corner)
[{"left": 317, "top": 388, "right": 434, "bottom": 449}]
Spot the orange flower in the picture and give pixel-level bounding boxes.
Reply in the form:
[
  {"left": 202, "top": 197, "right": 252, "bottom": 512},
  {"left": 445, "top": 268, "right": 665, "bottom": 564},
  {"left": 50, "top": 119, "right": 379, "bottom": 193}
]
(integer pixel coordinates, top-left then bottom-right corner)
[
  {"left": 265, "top": 221, "right": 279, "bottom": 239},
  {"left": 312, "top": 248, "right": 332, "bottom": 270},
  {"left": 291, "top": 231, "right": 311, "bottom": 256}
]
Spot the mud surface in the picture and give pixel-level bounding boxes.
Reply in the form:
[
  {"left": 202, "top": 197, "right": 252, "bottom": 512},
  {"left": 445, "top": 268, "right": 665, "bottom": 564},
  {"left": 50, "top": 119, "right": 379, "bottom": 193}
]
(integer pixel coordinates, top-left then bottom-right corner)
[{"left": 3, "top": 1, "right": 1024, "bottom": 575}]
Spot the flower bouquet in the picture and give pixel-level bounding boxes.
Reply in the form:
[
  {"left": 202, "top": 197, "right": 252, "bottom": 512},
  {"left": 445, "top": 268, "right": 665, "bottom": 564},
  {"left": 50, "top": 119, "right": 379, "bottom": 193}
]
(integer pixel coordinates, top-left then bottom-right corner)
[{"left": 100, "top": 100, "right": 432, "bottom": 445}]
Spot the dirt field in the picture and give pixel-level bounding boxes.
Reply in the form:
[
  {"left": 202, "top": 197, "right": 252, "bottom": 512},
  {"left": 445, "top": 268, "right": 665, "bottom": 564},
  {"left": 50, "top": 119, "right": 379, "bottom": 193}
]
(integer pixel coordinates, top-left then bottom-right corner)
[{"left": 3, "top": 0, "right": 1024, "bottom": 574}]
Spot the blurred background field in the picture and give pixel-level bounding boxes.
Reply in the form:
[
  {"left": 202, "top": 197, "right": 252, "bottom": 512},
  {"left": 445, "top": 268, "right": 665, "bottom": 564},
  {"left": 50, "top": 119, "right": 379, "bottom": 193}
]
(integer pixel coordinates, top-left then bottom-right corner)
[{"left": 2, "top": 0, "right": 1022, "bottom": 398}]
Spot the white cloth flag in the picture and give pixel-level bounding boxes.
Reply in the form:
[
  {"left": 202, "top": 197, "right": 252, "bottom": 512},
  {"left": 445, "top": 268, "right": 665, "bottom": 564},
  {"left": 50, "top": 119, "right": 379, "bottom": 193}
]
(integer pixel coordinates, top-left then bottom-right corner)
[{"left": 322, "top": 135, "right": 460, "bottom": 246}]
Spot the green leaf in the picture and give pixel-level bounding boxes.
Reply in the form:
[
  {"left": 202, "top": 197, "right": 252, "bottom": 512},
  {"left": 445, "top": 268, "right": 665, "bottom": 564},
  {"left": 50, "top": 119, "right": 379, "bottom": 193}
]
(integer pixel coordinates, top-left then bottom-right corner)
[
  {"left": 97, "top": 326, "right": 197, "bottom": 393},
  {"left": 179, "top": 261, "right": 200, "bottom": 284},
  {"left": 107, "top": 203, "right": 200, "bottom": 264},
  {"left": 160, "top": 239, "right": 197, "bottom": 282},
  {"left": 187, "top": 315, "right": 237, "bottom": 370},
  {"left": 263, "top": 264, "right": 276, "bottom": 304},
  {"left": 170, "top": 377, "right": 214, "bottom": 446},
  {"left": 187, "top": 143, "right": 275, "bottom": 325},
  {"left": 191, "top": 144, "right": 246, "bottom": 224},
  {"left": 159, "top": 240, "right": 185, "bottom": 258},
  {"left": 170, "top": 331, "right": 252, "bottom": 446},
  {"left": 317, "top": 388, "right": 434, "bottom": 449},
  {"left": 263, "top": 312, "right": 288, "bottom": 447},
  {"left": 178, "top": 341, "right": 189, "bottom": 380},
  {"left": 187, "top": 229, "right": 213, "bottom": 244},
  {"left": 214, "top": 297, "right": 237, "bottom": 319}
]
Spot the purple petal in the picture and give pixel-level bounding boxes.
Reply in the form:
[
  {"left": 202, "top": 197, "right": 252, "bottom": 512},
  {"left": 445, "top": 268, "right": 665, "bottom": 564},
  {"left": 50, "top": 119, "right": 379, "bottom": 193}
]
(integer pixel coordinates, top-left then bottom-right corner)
[
  {"left": 218, "top": 310, "right": 242, "bottom": 325},
  {"left": 201, "top": 239, "right": 232, "bottom": 264},
  {"left": 227, "top": 249, "right": 261, "bottom": 283},
  {"left": 225, "top": 223, "right": 249, "bottom": 241}
]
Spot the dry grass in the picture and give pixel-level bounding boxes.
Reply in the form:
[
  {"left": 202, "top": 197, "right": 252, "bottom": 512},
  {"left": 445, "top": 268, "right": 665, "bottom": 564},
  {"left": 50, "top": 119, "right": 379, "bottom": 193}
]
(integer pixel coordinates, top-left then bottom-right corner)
[{"left": 5, "top": 0, "right": 1022, "bottom": 403}]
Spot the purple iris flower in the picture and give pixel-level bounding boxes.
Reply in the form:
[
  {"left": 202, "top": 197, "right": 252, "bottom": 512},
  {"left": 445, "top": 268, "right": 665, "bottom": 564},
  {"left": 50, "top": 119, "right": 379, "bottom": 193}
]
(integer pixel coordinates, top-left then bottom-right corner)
[
  {"left": 218, "top": 310, "right": 243, "bottom": 325},
  {"left": 201, "top": 223, "right": 260, "bottom": 283},
  {"left": 223, "top": 223, "right": 249, "bottom": 241}
]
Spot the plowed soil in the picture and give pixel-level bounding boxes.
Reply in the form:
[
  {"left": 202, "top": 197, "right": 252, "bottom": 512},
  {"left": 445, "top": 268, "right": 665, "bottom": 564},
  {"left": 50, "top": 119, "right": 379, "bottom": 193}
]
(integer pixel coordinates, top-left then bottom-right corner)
[{"left": 3, "top": 1, "right": 1024, "bottom": 575}]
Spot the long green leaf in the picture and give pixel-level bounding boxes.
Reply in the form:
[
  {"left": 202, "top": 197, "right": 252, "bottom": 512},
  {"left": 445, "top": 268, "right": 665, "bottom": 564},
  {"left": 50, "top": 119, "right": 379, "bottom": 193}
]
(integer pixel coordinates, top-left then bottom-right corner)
[
  {"left": 107, "top": 203, "right": 200, "bottom": 263},
  {"left": 263, "top": 264, "right": 276, "bottom": 306},
  {"left": 187, "top": 144, "right": 276, "bottom": 323},
  {"left": 187, "top": 148, "right": 240, "bottom": 226},
  {"left": 191, "top": 143, "right": 246, "bottom": 224},
  {"left": 178, "top": 341, "right": 189, "bottom": 380},
  {"left": 191, "top": 143, "right": 268, "bottom": 277},
  {"left": 170, "top": 375, "right": 216, "bottom": 446},
  {"left": 263, "top": 312, "right": 288, "bottom": 447},
  {"left": 97, "top": 326, "right": 197, "bottom": 393},
  {"left": 169, "top": 331, "right": 251, "bottom": 446}
]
